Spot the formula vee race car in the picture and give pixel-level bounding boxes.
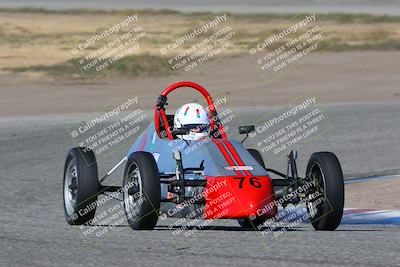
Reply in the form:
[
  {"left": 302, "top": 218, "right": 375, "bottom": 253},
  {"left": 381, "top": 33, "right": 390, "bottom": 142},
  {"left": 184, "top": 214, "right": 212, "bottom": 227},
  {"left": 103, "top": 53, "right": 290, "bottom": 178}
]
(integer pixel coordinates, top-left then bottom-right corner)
[{"left": 63, "top": 81, "right": 344, "bottom": 231}]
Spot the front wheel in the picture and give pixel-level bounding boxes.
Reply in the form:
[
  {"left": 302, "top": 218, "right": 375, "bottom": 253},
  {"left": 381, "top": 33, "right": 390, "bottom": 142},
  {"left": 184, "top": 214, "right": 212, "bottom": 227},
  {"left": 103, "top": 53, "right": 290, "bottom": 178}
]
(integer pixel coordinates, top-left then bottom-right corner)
[
  {"left": 305, "top": 152, "right": 344, "bottom": 231},
  {"left": 63, "top": 147, "right": 99, "bottom": 225},
  {"left": 123, "top": 151, "right": 161, "bottom": 230}
]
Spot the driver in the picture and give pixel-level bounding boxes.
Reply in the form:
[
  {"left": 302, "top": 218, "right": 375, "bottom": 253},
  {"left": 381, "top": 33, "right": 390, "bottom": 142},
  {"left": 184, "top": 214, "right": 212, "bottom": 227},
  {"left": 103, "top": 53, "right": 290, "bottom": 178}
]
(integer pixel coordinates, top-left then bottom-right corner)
[{"left": 173, "top": 103, "right": 210, "bottom": 141}]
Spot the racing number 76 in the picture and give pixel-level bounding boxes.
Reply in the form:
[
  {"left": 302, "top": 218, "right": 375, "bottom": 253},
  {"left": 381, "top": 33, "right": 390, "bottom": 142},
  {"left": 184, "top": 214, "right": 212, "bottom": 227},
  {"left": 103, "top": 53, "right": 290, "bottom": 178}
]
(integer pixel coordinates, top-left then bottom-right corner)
[{"left": 234, "top": 177, "right": 262, "bottom": 189}]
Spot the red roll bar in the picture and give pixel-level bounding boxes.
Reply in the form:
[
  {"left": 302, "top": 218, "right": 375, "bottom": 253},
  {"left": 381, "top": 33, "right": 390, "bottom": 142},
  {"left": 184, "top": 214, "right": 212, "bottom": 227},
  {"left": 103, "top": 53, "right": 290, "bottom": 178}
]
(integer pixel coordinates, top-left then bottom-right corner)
[{"left": 154, "top": 81, "right": 226, "bottom": 140}]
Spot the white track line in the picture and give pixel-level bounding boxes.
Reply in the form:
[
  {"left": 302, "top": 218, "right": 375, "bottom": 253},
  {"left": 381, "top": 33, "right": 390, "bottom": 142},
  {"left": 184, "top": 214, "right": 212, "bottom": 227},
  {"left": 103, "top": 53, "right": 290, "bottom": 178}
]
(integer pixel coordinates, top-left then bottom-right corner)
[{"left": 345, "top": 174, "right": 400, "bottom": 184}]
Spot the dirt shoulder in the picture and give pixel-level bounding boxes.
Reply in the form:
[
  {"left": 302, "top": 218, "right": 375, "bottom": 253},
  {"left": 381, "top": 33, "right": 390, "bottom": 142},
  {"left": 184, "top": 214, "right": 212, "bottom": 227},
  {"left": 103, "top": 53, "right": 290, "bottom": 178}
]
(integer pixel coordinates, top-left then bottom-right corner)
[
  {"left": 1, "top": 10, "right": 400, "bottom": 71},
  {"left": 0, "top": 51, "right": 399, "bottom": 116},
  {"left": 345, "top": 178, "right": 400, "bottom": 210}
]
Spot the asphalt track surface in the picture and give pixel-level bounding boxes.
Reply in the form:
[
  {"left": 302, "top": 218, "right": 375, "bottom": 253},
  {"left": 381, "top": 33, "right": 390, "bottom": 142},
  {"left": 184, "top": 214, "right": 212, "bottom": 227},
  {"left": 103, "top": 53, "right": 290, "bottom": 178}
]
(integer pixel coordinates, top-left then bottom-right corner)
[{"left": 1, "top": 102, "right": 400, "bottom": 266}]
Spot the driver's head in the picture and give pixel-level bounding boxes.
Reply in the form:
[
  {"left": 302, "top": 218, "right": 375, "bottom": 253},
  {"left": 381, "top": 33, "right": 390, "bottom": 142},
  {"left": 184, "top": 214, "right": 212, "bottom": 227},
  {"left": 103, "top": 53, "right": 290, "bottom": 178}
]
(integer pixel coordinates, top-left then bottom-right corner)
[{"left": 174, "top": 103, "right": 210, "bottom": 141}]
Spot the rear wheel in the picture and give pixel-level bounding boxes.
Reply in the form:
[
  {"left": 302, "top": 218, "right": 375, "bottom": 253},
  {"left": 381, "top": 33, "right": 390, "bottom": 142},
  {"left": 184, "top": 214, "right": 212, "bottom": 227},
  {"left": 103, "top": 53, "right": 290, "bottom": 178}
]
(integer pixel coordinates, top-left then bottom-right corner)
[
  {"left": 123, "top": 152, "right": 160, "bottom": 230},
  {"left": 305, "top": 152, "right": 344, "bottom": 231},
  {"left": 63, "top": 147, "right": 99, "bottom": 225}
]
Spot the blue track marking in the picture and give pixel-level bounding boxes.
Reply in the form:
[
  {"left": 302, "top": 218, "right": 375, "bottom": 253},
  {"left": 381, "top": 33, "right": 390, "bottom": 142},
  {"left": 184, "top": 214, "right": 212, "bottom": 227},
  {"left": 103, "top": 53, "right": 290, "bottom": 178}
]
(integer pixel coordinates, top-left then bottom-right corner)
[
  {"left": 341, "top": 209, "right": 400, "bottom": 225},
  {"left": 275, "top": 207, "right": 400, "bottom": 225}
]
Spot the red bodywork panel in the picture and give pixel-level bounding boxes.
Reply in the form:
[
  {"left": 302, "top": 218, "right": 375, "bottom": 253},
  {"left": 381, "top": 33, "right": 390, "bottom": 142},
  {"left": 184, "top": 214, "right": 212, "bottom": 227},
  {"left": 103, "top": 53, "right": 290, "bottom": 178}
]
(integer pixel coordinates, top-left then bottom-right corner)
[{"left": 203, "top": 176, "right": 277, "bottom": 219}]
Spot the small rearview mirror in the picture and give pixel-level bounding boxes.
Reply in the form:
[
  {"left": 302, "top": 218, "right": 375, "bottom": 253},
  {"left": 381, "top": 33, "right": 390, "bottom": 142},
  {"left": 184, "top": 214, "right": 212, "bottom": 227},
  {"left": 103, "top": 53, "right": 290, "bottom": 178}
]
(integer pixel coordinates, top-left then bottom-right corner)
[{"left": 239, "top": 125, "right": 255, "bottom": 134}]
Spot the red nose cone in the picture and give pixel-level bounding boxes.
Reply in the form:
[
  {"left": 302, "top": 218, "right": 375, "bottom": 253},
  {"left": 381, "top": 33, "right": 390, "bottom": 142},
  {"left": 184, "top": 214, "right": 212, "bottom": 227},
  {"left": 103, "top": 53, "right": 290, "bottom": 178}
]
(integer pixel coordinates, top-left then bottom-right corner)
[{"left": 203, "top": 176, "right": 277, "bottom": 219}]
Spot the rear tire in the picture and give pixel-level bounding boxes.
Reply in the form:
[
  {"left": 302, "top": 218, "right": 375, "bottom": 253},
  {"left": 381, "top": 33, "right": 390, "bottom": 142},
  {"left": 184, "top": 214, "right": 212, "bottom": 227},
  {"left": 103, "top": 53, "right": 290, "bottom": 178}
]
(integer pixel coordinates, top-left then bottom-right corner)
[
  {"left": 305, "top": 152, "right": 344, "bottom": 231},
  {"left": 123, "top": 151, "right": 161, "bottom": 230},
  {"left": 63, "top": 147, "right": 99, "bottom": 225}
]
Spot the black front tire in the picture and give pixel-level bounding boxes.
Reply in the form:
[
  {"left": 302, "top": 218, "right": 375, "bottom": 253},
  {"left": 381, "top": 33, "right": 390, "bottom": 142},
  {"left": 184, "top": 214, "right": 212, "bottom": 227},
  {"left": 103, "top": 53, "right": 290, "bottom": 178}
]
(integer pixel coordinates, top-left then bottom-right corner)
[
  {"left": 306, "top": 152, "right": 344, "bottom": 231},
  {"left": 123, "top": 151, "right": 161, "bottom": 230},
  {"left": 63, "top": 147, "right": 99, "bottom": 225}
]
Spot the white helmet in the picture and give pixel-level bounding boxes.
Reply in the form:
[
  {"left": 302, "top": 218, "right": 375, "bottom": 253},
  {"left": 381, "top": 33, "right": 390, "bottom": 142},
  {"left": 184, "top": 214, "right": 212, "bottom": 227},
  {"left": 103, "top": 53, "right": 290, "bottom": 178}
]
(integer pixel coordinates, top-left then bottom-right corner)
[{"left": 174, "top": 103, "right": 210, "bottom": 141}]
